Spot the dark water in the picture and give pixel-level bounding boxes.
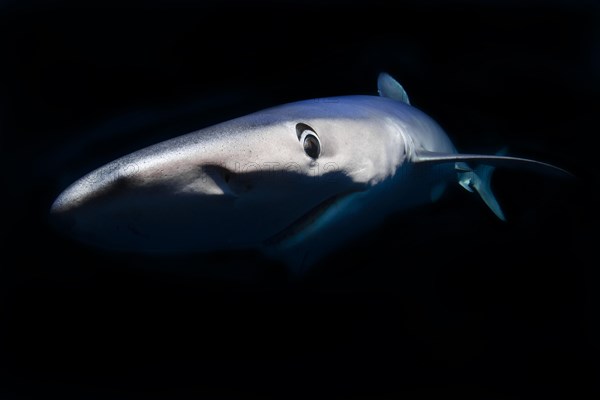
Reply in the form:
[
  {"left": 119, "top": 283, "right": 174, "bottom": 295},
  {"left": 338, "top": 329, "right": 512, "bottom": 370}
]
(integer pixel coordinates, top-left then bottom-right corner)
[{"left": 1, "top": 1, "right": 599, "bottom": 398}]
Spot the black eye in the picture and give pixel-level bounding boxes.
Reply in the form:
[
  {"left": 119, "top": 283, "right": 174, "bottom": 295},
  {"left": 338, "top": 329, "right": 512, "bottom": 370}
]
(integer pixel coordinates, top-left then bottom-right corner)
[
  {"left": 295, "top": 123, "right": 321, "bottom": 160},
  {"left": 300, "top": 130, "right": 321, "bottom": 159}
]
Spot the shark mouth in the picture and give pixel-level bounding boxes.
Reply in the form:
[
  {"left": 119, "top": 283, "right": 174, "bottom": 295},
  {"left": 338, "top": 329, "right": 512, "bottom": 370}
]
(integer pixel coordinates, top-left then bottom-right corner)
[{"left": 265, "top": 191, "right": 360, "bottom": 246}]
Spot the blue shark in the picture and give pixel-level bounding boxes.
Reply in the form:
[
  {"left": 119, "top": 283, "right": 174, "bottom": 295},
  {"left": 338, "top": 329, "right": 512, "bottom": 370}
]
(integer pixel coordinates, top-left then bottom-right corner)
[{"left": 50, "top": 73, "right": 569, "bottom": 275}]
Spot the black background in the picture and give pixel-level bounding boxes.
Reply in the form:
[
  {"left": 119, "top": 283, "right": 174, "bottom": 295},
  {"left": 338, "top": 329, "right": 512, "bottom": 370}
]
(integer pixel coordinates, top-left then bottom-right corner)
[{"left": 1, "top": 1, "right": 599, "bottom": 398}]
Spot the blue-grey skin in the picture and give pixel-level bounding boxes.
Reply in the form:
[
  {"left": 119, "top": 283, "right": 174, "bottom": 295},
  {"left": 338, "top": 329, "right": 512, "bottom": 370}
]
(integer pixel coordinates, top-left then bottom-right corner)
[{"left": 50, "top": 73, "right": 569, "bottom": 275}]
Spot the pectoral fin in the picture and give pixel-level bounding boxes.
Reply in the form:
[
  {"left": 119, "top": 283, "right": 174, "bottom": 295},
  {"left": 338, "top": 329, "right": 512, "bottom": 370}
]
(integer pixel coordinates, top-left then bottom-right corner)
[
  {"left": 413, "top": 149, "right": 572, "bottom": 220},
  {"left": 413, "top": 150, "right": 572, "bottom": 178}
]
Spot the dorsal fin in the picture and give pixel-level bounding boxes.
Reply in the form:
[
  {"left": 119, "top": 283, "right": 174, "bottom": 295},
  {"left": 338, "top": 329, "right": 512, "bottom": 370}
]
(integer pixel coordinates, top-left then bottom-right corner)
[{"left": 377, "top": 72, "right": 410, "bottom": 104}]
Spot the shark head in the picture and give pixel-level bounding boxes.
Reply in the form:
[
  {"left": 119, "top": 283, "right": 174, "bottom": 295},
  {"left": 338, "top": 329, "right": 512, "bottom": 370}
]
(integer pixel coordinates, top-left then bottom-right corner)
[{"left": 50, "top": 93, "right": 412, "bottom": 256}]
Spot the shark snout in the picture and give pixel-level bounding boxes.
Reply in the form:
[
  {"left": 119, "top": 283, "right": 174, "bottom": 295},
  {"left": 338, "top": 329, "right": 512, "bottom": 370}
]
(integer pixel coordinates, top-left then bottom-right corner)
[
  {"left": 51, "top": 160, "right": 138, "bottom": 213},
  {"left": 51, "top": 179, "right": 96, "bottom": 216},
  {"left": 48, "top": 158, "right": 265, "bottom": 250},
  {"left": 50, "top": 170, "right": 121, "bottom": 239}
]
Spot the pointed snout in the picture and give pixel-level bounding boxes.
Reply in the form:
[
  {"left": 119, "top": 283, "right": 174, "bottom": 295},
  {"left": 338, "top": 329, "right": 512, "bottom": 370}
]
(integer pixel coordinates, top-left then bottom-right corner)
[
  {"left": 50, "top": 180, "right": 85, "bottom": 232},
  {"left": 49, "top": 157, "right": 148, "bottom": 238},
  {"left": 51, "top": 177, "right": 96, "bottom": 216},
  {"left": 48, "top": 155, "right": 263, "bottom": 251}
]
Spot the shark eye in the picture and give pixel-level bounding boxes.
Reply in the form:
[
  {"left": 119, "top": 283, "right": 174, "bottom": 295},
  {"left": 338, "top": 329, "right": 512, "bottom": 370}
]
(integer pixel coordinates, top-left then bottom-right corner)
[
  {"left": 300, "top": 130, "right": 320, "bottom": 159},
  {"left": 296, "top": 123, "right": 321, "bottom": 160}
]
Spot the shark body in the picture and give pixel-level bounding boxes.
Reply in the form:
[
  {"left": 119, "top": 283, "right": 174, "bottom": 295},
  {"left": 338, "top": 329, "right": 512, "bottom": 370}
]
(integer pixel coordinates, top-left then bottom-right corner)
[{"left": 51, "top": 73, "right": 569, "bottom": 274}]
